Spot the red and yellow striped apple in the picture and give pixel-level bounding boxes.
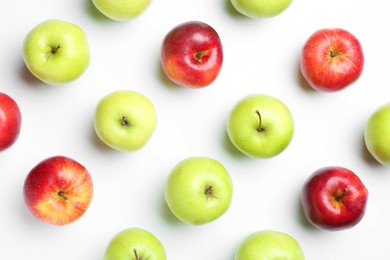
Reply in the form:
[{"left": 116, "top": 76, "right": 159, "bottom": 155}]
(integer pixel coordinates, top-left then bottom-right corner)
[{"left": 23, "top": 155, "right": 93, "bottom": 226}]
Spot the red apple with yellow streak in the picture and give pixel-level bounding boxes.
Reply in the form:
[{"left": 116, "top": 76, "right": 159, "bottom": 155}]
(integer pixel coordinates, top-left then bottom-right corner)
[
  {"left": 160, "top": 21, "right": 223, "bottom": 88},
  {"left": 23, "top": 155, "right": 93, "bottom": 226}
]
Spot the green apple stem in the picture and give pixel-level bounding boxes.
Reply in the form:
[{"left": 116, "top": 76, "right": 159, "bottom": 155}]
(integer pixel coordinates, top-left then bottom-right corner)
[
  {"left": 255, "top": 110, "right": 264, "bottom": 132},
  {"left": 194, "top": 50, "right": 209, "bottom": 62}
]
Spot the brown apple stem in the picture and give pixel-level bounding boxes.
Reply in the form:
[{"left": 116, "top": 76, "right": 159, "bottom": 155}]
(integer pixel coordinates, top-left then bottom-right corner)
[
  {"left": 133, "top": 249, "right": 140, "bottom": 260},
  {"left": 51, "top": 44, "right": 62, "bottom": 54},
  {"left": 205, "top": 185, "right": 216, "bottom": 199},
  {"left": 194, "top": 50, "right": 209, "bottom": 62},
  {"left": 121, "top": 115, "right": 129, "bottom": 127},
  {"left": 58, "top": 191, "right": 68, "bottom": 201},
  {"left": 255, "top": 110, "right": 264, "bottom": 132},
  {"left": 334, "top": 188, "right": 348, "bottom": 201}
]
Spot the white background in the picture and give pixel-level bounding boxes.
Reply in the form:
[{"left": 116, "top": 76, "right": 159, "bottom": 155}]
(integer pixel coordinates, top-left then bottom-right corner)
[{"left": 1, "top": 0, "right": 389, "bottom": 259}]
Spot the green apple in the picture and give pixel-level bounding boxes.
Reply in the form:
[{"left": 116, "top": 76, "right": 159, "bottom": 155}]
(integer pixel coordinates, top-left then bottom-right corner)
[
  {"left": 23, "top": 19, "right": 90, "bottom": 86},
  {"left": 104, "top": 227, "right": 166, "bottom": 260},
  {"left": 230, "top": 0, "right": 293, "bottom": 18},
  {"left": 364, "top": 102, "right": 390, "bottom": 166},
  {"left": 226, "top": 94, "right": 294, "bottom": 158},
  {"left": 94, "top": 90, "right": 157, "bottom": 152},
  {"left": 235, "top": 230, "right": 305, "bottom": 260},
  {"left": 164, "top": 156, "right": 233, "bottom": 225},
  {"left": 92, "top": 0, "right": 152, "bottom": 21}
]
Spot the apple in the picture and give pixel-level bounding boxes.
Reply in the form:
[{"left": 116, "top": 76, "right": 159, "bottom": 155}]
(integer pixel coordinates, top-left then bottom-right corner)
[
  {"left": 94, "top": 90, "right": 157, "bottom": 152},
  {"left": 164, "top": 156, "right": 233, "bottom": 225},
  {"left": 230, "top": 0, "right": 293, "bottom": 18},
  {"left": 92, "top": 0, "right": 152, "bottom": 21},
  {"left": 301, "top": 166, "right": 368, "bottom": 231},
  {"left": 364, "top": 102, "right": 390, "bottom": 166},
  {"left": 23, "top": 19, "right": 90, "bottom": 86},
  {"left": 234, "top": 230, "right": 305, "bottom": 260},
  {"left": 160, "top": 21, "right": 223, "bottom": 88},
  {"left": 300, "top": 28, "right": 364, "bottom": 92},
  {"left": 23, "top": 155, "right": 93, "bottom": 226},
  {"left": 0, "top": 92, "right": 22, "bottom": 152},
  {"left": 226, "top": 94, "right": 294, "bottom": 158},
  {"left": 104, "top": 227, "right": 166, "bottom": 260}
]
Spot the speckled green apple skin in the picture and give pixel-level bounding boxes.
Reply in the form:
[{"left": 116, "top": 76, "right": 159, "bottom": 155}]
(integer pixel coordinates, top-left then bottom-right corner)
[
  {"left": 164, "top": 156, "right": 233, "bottom": 225},
  {"left": 235, "top": 230, "right": 305, "bottom": 260},
  {"left": 364, "top": 102, "right": 390, "bottom": 166},
  {"left": 104, "top": 227, "right": 166, "bottom": 260},
  {"left": 23, "top": 19, "right": 90, "bottom": 86},
  {"left": 94, "top": 90, "right": 157, "bottom": 152},
  {"left": 92, "top": 0, "right": 152, "bottom": 21},
  {"left": 230, "top": 0, "right": 293, "bottom": 18},
  {"left": 227, "top": 94, "right": 294, "bottom": 158}
]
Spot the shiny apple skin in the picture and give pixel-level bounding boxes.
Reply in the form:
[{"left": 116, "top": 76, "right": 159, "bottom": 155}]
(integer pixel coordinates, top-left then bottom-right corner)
[
  {"left": 301, "top": 166, "right": 368, "bottom": 231},
  {"left": 160, "top": 21, "right": 223, "bottom": 88},
  {"left": 300, "top": 28, "right": 364, "bottom": 92},
  {"left": 23, "top": 156, "right": 93, "bottom": 226},
  {"left": 0, "top": 93, "right": 22, "bottom": 151}
]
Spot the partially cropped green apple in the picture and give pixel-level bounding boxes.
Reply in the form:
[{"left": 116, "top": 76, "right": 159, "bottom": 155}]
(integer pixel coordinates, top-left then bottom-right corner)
[
  {"left": 230, "top": 0, "right": 293, "bottom": 18},
  {"left": 104, "top": 227, "right": 166, "bottom": 260},
  {"left": 164, "top": 156, "right": 233, "bottom": 225},
  {"left": 94, "top": 90, "right": 157, "bottom": 152},
  {"left": 364, "top": 102, "right": 390, "bottom": 166},
  {"left": 234, "top": 230, "right": 305, "bottom": 260},
  {"left": 23, "top": 19, "right": 90, "bottom": 85},
  {"left": 226, "top": 94, "right": 294, "bottom": 158},
  {"left": 92, "top": 0, "right": 152, "bottom": 21}
]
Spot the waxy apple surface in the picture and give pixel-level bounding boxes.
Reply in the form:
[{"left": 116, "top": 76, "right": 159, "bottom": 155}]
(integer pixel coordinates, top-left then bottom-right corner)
[
  {"left": 23, "top": 156, "right": 93, "bottom": 225},
  {"left": 161, "top": 21, "right": 223, "bottom": 88},
  {"left": 230, "top": 0, "right": 293, "bottom": 18},
  {"left": 364, "top": 102, "right": 390, "bottom": 166},
  {"left": 104, "top": 227, "right": 166, "bottom": 260},
  {"left": 235, "top": 230, "right": 305, "bottom": 260},
  {"left": 23, "top": 19, "right": 90, "bottom": 86},
  {"left": 301, "top": 166, "right": 368, "bottom": 231},
  {"left": 92, "top": 0, "right": 152, "bottom": 21},
  {"left": 300, "top": 28, "right": 364, "bottom": 92},
  {"left": 227, "top": 94, "right": 294, "bottom": 158},
  {"left": 0, "top": 93, "right": 22, "bottom": 152},
  {"left": 164, "top": 156, "right": 233, "bottom": 225},
  {"left": 94, "top": 90, "right": 157, "bottom": 152}
]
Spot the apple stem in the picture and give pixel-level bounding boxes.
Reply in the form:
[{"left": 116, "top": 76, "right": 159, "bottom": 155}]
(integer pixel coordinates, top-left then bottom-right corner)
[
  {"left": 334, "top": 188, "right": 348, "bottom": 201},
  {"left": 205, "top": 185, "right": 216, "bottom": 199},
  {"left": 194, "top": 50, "right": 209, "bottom": 62},
  {"left": 58, "top": 191, "right": 68, "bottom": 201},
  {"left": 133, "top": 249, "right": 141, "bottom": 260},
  {"left": 51, "top": 44, "right": 62, "bottom": 54},
  {"left": 121, "top": 115, "right": 129, "bottom": 127},
  {"left": 255, "top": 110, "right": 264, "bottom": 132}
]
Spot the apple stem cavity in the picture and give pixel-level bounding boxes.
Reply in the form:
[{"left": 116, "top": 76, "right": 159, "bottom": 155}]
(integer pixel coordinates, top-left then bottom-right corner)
[
  {"left": 255, "top": 110, "right": 265, "bottom": 132},
  {"left": 205, "top": 185, "right": 216, "bottom": 199},
  {"left": 58, "top": 190, "right": 68, "bottom": 201},
  {"left": 194, "top": 50, "right": 209, "bottom": 62},
  {"left": 121, "top": 115, "right": 129, "bottom": 127},
  {"left": 334, "top": 188, "right": 348, "bottom": 201},
  {"left": 51, "top": 44, "right": 62, "bottom": 54}
]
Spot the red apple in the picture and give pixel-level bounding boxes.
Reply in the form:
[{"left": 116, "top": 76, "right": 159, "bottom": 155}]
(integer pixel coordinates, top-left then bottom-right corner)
[
  {"left": 300, "top": 28, "right": 364, "bottom": 92},
  {"left": 301, "top": 166, "right": 368, "bottom": 231},
  {"left": 23, "top": 155, "right": 93, "bottom": 226},
  {"left": 0, "top": 92, "right": 22, "bottom": 151},
  {"left": 160, "top": 21, "right": 223, "bottom": 88}
]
